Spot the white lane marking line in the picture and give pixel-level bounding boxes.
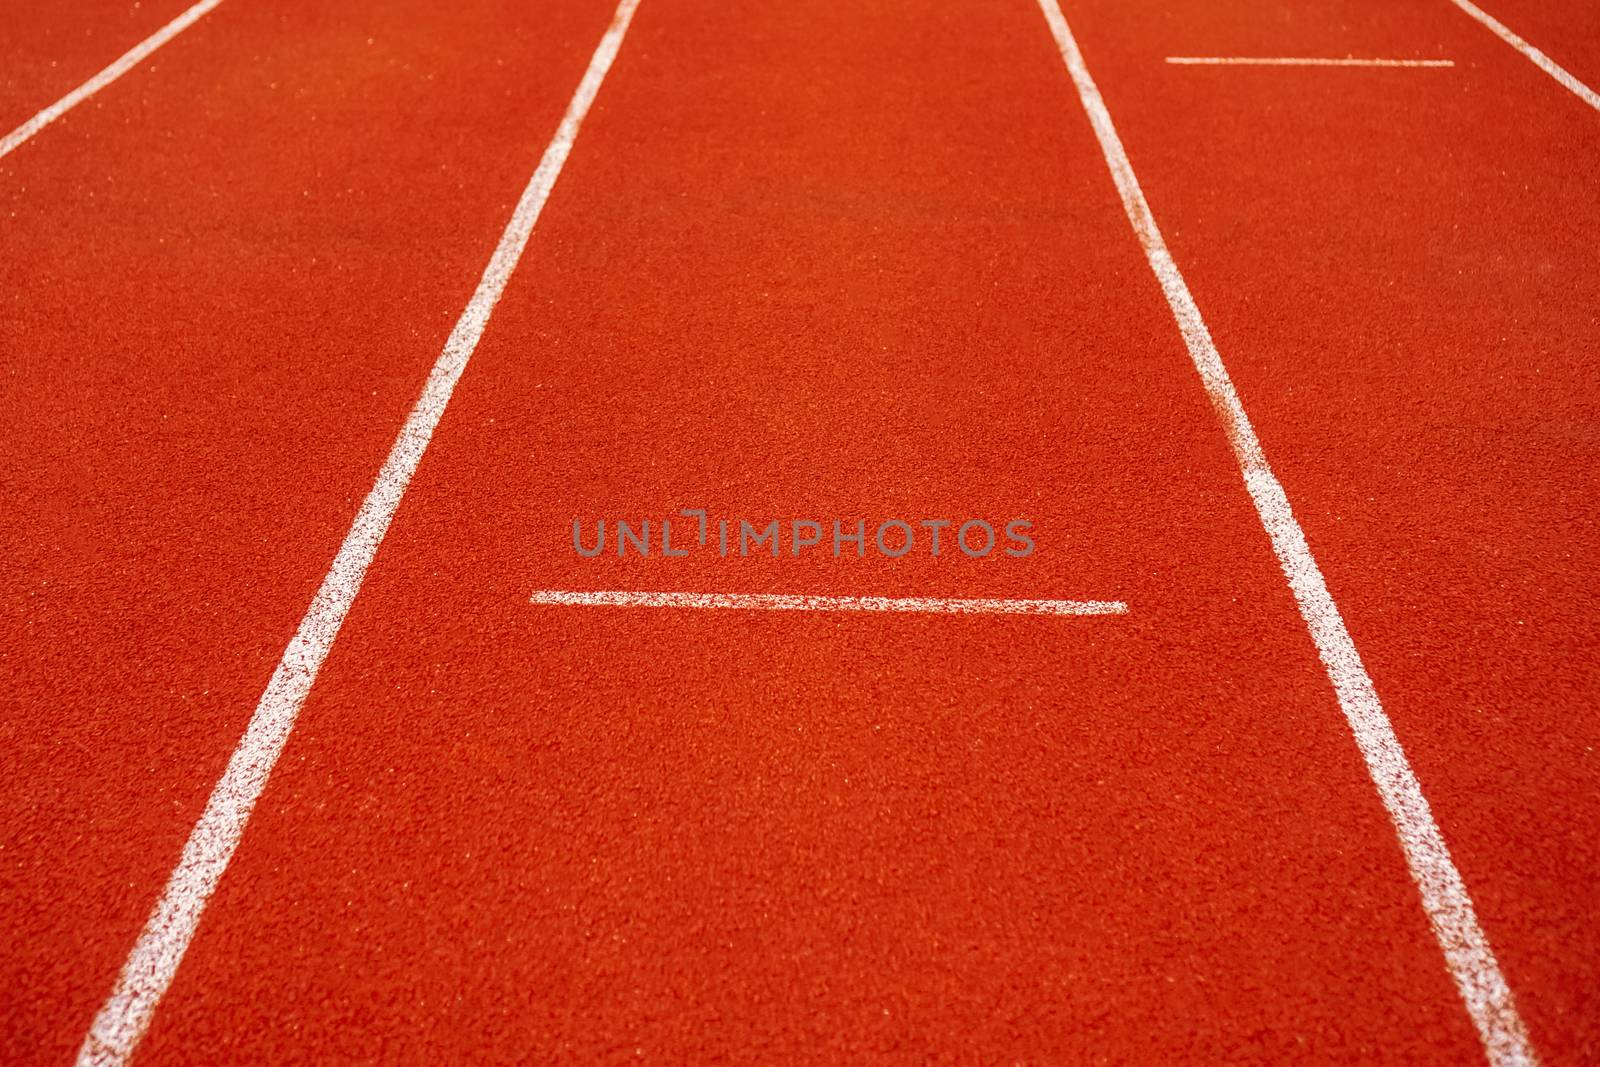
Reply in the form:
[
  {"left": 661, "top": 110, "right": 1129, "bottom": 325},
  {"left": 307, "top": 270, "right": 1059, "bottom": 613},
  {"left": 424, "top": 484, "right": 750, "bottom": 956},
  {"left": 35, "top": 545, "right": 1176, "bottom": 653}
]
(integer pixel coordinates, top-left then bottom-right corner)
[
  {"left": 74, "top": 0, "right": 645, "bottom": 1062},
  {"left": 0, "top": 0, "right": 226, "bottom": 162},
  {"left": 1034, "top": 2, "right": 1538, "bottom": 1065},
  {"left": 1447, "top": 0, "right": 1600, "bottom": 112},
  {"left": 1166, "top": 56, "right": 1455, "bottom": 67},
  {"left": 530, "top": 590, "right": 1128, "bottom": 615}
]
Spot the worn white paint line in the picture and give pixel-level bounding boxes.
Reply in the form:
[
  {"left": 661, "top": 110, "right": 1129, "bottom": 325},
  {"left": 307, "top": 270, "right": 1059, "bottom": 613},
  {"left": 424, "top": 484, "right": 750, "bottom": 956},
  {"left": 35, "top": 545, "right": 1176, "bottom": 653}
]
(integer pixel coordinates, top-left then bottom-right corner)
[
  {"left": 1034, "top": 1, "right": 1538, "bottom": 1064},
  {"left": 530, "top": 590, "right": 1128, "bottom": 616},
  {"left": 0, "top": 0, "right": 226, "bottom": 161},
  {"left": 1166, "top": 56, "right": 1454, "bottom": 68},
  {"left": 73, "top": 1, "right": 644, "bottom": 1063},
  {"left": 1447, "top": 0, "right": 1600, "bottom": 112}
]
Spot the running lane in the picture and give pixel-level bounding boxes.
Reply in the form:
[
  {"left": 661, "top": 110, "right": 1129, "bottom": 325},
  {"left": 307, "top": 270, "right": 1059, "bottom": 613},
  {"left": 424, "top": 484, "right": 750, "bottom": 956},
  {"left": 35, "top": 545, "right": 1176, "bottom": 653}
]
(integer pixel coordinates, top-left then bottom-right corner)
[
  {"left": 1057, "top": 0, "right": 1600, "bottom": 1059},
  {"left": 128, "top": 0, "right": 1498, "bottom": 1061},
  {"left": 0, "top": 0, "right": 618, "bottom": 1058}
]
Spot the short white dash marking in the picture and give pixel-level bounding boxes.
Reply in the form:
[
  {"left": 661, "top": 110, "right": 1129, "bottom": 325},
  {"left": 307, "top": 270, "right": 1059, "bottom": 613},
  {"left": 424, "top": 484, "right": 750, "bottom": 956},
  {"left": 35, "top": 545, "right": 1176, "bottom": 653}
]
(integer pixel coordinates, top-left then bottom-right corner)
[
  {"left": 1166, "top": 56, "right": 1454, "bottom": 68},
  {"left": 1447, "top": 0, "right": 1600, "bottom": 112},
  {"left": 74, "top": 0, "right": 646, "bottom": 1063},
  {"left": 1036, "top": 1, "right": 1537, "bottom": 1064},
  {"left": 0, "top": 0, "right": 227, "bottom": 161},
  {"left": 530, "top": 590, "right": 1128, "bottom": 616}
]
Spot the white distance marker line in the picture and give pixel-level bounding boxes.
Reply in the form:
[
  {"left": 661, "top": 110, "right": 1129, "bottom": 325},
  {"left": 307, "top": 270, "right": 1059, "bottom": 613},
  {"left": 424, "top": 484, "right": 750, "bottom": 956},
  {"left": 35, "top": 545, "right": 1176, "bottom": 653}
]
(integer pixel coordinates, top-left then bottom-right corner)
[
  {"left": 0, "top": 0, "right": 226, "bottom": 161},
  {"left": 1033, "top": 2, "right": 1537, "bottom": 1065},
  {"left": 530, "top": 590, "right": 1128, "bottom": 616},
  {"left": 74, "top": 0, "right": 645, "bottom": 1063},
  {"left": 1166, "top": 56, "right": 1455, "bottom": 68},
  {"left": 1447, "top": 0, "right": 1600, "bottom": 112}
]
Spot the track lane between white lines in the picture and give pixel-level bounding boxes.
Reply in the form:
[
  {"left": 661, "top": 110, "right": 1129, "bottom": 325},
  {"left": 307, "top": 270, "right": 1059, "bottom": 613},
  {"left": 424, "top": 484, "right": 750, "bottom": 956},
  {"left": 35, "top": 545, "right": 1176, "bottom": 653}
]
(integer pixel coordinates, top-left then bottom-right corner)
[
  {"left": 0, "top": 0, "right": 227, "bottom": 162},
  {"left": 73, "top": 0, "right": 646, "bottom": 1062},
  {"left": 1033, "top": 1, "right": 1538, "bottom": 1064}
]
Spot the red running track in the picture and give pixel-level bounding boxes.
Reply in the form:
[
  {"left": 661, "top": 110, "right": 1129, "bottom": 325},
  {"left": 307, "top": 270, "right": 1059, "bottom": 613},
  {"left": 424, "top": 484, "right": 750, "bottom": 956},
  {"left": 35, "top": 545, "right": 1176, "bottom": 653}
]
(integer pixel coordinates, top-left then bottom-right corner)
[
  {"left": 1062, "top": 0, "right": 1600, "bottom": 1058},
  {"left": 2, "top": 0, "right": 1596, "bottom": 1063},
  {"left": 0, "top": 0, "right": 200, "bottom": 135},
  {"left": 1, "top": 0, "right": 623, "bottom": 1056}
]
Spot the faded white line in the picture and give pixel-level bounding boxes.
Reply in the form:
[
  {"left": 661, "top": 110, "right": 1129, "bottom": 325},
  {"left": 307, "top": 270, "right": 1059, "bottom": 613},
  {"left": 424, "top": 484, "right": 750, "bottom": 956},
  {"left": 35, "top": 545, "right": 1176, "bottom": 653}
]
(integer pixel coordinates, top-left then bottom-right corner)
[
  {"left": 1166, "top": 56, "right": 1454, "bottom": 68},
  {"left": 530, "top": 590, "right": 1128, "bottom": 615},
  {"left": 74, "top": 1, "right": 645, "bottom": 1062},
  {"left": 0, "top": 0, "right": 226, "bottom": 161},
  {"left": 1447, "top": 0, "right": 1600, "bottom": 112},
  {"left": 1034, "top": 1, "right": 1537, "bottom": 1064}
]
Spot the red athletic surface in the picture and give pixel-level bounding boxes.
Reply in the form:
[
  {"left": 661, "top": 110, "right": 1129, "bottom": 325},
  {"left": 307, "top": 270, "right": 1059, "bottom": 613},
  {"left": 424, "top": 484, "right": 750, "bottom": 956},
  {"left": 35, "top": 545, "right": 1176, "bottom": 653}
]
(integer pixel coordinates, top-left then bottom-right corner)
[
  {"left": 2, "top": 0, "right": 1596, "bottom": 1063},
  {"left": 0, "top": 0, "right": 196, "bottom": 134},
  {"left": 1463, "top": 0, "right": 1600, "bottom": 89}
]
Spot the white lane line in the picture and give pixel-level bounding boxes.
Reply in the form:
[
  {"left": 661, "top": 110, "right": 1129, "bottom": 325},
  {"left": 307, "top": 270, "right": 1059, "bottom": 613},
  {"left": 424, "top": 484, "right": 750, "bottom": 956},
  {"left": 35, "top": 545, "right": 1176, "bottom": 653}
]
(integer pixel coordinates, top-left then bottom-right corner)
[
  {"left": 1447, "top": 0, "right": 1600, "bottom": 112},
  {"left": 0, "top": 0, "right": 226, "bottom": 162},
  {"left": 1166, "top": 56, "right": 1455, "bottom": 68},
  {"left": 74, "top": 0, "right": 645, "bottom": 1062},
  {"left": 530, "top": 590, "right": 1128, "bottom": 615},
  {"left": 1034, "top": 2, "right": 1538, "bottom": 1065}
]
